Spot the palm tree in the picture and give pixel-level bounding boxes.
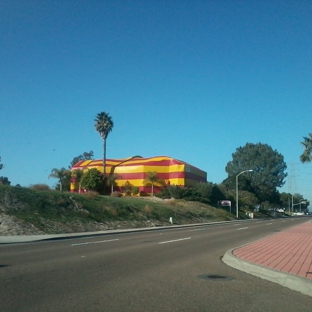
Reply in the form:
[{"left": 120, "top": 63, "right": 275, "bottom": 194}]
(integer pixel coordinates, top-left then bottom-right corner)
[
  {"left": 300, "top": 133, "right": 312, "bottom": 163},
  {"left": 143, "top": 171, "right": 166, "bottom": 196},
  {"left": 107, "top": 174, "right": 120, "bottom": 194},
  {"left": 94, "top": 112, "right": 114, "bottom": 180},
  {"left": 48, "top": 167, "right": 70, "bottom": 192},
  {"left": 71, "top": 169, "right": 84, "bottom": 193}
]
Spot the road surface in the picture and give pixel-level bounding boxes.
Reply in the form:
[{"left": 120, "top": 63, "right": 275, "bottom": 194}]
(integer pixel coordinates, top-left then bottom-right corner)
[{"left": 1, "top": 217, "right": 311, "bottom": 311}]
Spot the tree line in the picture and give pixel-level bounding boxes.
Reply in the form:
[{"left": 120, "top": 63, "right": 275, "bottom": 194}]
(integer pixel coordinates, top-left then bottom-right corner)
[
  {"left": 45, "top": 114, "right": 312, "bottom": 213},
  {"left": 2, "top": 112, "right": 311, "bottom": 213}
]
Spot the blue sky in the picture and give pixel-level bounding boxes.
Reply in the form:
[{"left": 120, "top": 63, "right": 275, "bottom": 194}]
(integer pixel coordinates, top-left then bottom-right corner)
[{"left": 1, "top": 0, "right": 312, "bottom": 207}]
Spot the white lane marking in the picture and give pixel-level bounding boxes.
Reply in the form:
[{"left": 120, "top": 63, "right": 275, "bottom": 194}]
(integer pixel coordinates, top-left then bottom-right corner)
[
  {"left": 237, "top": 227, "right": 248, "bottom": 230},
  {"left": 71, "top": 239, "right": 119, "bottom": 246},
  {"left": 266, "top": 223, "right": 272, "bottom": 225},
  {"left": 159, "top": 237, "right": 191, "bottom": 244},
  {"left": 233, "top": 224, "right": 241, "bottom": 226}
]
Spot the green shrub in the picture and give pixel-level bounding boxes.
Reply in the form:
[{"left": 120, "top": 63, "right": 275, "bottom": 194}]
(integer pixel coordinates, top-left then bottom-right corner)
[
  {"left": 168, "top": 185, "right": 187, "bottom": 199},
  {"left": 156, "top": 188, "right": 171, "bottom": 199},
  {"left": 123, "top": 181, "right": 133, "bottom": 196},
  {"left": 131, "top": 186, "right": 139, "bottom": 196}
]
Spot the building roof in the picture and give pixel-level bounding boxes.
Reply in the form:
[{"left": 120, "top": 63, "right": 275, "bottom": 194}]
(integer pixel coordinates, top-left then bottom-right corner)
[{"left": 72, "top": 155, "right": 203, "bottom": 171}]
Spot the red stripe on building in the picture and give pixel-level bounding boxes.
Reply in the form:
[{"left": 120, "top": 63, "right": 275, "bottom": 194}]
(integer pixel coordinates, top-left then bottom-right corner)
[{"left": 112, "top": 171, "right": 186, "bottom": 180}]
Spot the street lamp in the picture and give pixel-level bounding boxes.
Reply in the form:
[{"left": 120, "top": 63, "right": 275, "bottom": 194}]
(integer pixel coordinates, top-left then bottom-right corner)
[
  {"left": 292, "top": 200, "right": 306, "bottom": 214},
  {"left": 236, "top": 170, "right": 253, "bottom": 218},
  {"left": 291, "top": 193, "right": 306, "bottom": 215}
]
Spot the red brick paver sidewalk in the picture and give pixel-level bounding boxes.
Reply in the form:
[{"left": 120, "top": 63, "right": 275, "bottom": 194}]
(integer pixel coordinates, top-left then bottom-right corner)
[{"left": 233, "top": 221, "right": 312, "bottom": 280}]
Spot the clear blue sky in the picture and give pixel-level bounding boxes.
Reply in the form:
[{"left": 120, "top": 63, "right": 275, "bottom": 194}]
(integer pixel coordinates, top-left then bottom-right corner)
[{"left": 1, "top": 0, "right": 311, "bottom": 207}]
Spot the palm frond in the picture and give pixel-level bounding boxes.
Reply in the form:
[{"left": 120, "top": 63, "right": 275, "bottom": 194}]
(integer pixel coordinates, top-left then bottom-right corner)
[{"left": 300, "top": 133, "right": 312, "bottom": 163}]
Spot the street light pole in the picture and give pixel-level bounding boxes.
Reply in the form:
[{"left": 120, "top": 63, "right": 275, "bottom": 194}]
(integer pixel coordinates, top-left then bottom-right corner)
[
  {"left": 236, "top": 169, "right": 253, "bottom": 218},
  {"left": 292, "top": 200, "right": 306, "bottom": 213}
]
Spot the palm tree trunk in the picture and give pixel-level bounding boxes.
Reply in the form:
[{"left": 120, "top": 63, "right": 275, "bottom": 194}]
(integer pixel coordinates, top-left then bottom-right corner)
[{"left": 103, "top": 138, "right": 107, "bottom": 179}]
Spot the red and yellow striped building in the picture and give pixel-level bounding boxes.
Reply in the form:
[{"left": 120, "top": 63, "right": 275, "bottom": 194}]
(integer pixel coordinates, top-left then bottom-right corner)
[{"left": 70, "top": 156, "right": 207, "bottom": 194}]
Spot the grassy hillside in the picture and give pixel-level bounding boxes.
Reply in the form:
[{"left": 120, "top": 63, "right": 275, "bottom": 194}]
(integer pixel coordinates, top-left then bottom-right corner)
[{"left": 0, "top": 185, "right": 237, "bottom": 235}]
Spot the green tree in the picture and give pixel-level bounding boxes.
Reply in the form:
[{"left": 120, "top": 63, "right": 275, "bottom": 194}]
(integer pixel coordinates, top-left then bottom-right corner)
[
  {"left": 80, "top": 168, "right": 102, "bottom": 191},
  {"left": 225, "top": 143, "right": 287, "bottom": 201},
  {"left": 48, "top": 167, "right": 71, "bottom": 193},
  {"left": 94, "top": 112, "right": 114, "bottom": 180},
  {"left": 71, "top": 169, "right": 84, "bottom": 193},
  {"left": 300, "top": 133, "right": 312, "bottom": 163},
  {"left": 279, "top": 192, "right": 292, "bottom": 210},
  {"left": 193, "top": 182, "right": 213, "bottom": 200},
  {"left": 210, "top": 183, "right": 227, "bottom": 204},
  {"left": 143, "top": 171, "right": 166, "bottom": 196},
  {"left": 236, "top": 190, "right": 258, "bottom": 210},
  {"left": 0, "top": 158, "right": 9, "bottom": 185},
  {"left": 69, "top": 151, "right": 94, "bottom": 168},
  {"left": 0, "top": 176, "right": 11, "bottom": 185},
  {"left": 291, "top": 193, "right": 309, "bottom": 210}
]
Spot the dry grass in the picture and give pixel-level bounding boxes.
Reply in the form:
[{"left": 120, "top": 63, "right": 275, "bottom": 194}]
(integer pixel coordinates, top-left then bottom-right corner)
[
  {"left": 29, "top": 184, "right": 51, "bottom": 191},
  {"left": 83, "top": 191, "right": 99, "bottom": 198},
  {"left": 143, "top": 205, "right": 153, "bottom": 213},
  {"left": 111, "top": 191, "right": 122, "bottom": 197}
]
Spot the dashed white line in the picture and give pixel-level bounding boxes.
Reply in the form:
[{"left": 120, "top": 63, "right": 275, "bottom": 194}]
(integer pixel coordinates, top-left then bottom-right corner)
[
  {"left": 159, "top": 237, "right": 191, "bottom": 244},
  {"left": 237, "top": 227, "right": 248, "bottom": 230},
  {"left": 71, "top": 239, "right": 119, "bottom": 246}
]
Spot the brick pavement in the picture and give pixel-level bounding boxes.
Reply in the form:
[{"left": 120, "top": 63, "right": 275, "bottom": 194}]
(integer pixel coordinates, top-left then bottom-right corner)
[
  {"left": 223, "top": 220, "right": 312, "bottom": 297},
  {"left": 232, "top": 221, "right": 312, "bottom": 280}
]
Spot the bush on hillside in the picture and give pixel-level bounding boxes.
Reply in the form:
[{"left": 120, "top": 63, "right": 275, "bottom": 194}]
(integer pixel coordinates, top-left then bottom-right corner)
[
  {"left": 83, "top": 191, "right": 99, "bottom": 198},
  {"left": 111, "top": 191, "right": 122, "bottom": 197},
  {"left": 29, "top": 184, "right": 51, "bottom": 191}
]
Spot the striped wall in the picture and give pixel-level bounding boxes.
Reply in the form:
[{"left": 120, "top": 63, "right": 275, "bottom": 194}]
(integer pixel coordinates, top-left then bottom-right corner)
[{"left": 70, "top": 156, "right": 207, "bottom": 194}]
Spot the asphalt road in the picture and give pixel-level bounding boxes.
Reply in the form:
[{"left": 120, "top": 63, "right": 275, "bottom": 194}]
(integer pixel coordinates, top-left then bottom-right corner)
[{"left": 1, "top": 218, "right": 311, "bottom": 312}]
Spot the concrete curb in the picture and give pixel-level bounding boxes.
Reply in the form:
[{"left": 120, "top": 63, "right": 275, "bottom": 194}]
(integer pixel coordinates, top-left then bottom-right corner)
[{"left": 222, "top": 248, "right": 312, "bottom": 298}]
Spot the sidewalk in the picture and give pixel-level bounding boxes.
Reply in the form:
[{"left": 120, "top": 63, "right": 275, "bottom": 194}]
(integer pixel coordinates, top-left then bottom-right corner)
[{"left": 223, "top": 220, "right": 312, "bottom": 298}]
